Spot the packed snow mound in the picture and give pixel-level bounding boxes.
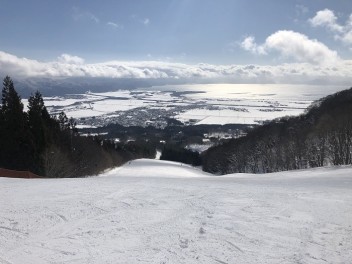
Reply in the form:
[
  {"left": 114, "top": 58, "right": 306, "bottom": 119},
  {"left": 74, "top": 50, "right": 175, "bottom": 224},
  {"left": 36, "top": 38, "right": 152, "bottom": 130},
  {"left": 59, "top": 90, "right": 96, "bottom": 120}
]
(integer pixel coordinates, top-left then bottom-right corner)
[
  {"left": 1, "top": 162, "right": 352, "bottom": 264},
  {"left": 103, "top": 158, "right": 209, "bottom": 178}
]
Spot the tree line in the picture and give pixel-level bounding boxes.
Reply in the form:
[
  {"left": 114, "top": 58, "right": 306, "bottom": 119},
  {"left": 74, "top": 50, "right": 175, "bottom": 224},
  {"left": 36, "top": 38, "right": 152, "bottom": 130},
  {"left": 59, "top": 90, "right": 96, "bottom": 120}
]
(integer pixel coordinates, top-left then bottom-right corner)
[
  {"left": 160, "top": 144, "right": 202, "bottom": 166},
  {"left": 0, "top": 76, "right": 155, "bottom": 177},
  {"left": 202, "top": 87, "right": 352, "bottom": 174}
]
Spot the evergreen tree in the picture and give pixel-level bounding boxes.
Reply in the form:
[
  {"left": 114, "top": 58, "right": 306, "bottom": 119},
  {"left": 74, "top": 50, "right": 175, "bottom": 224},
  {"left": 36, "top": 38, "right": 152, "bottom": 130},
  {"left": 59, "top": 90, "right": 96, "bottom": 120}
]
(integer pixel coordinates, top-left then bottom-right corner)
[
  {"left": 0, "top": 76, "right": 34, "bottom": 171},
  {"left": 1, "top": 76, "right": 24, "bottom": 121},
  {"left": 0, "top": 76, "right": 155, "bottom": 177},
  {"left": 27, "top": 91, "right": 51, "bottom": 173},
  {"left": 58, "top": 111, "right": 69, "bottom": 131}
]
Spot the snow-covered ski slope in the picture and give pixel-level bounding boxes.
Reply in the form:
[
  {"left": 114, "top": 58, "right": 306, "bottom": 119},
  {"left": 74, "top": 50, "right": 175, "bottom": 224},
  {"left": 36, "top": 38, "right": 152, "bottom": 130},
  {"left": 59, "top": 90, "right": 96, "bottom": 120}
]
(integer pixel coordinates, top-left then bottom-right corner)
[{"left": 1, "top": 159, "right": 352, "bottom": 264}]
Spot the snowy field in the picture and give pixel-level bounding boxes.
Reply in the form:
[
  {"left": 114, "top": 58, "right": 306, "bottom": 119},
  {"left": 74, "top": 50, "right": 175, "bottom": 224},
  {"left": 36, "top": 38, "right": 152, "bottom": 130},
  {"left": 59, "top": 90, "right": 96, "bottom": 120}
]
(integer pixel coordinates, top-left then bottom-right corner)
[
  {"left": 22, "top": 84, "right": 347, "bottom": 126},
  {"left": 1, "top": 160, "right": 352, "bottom": 264}
]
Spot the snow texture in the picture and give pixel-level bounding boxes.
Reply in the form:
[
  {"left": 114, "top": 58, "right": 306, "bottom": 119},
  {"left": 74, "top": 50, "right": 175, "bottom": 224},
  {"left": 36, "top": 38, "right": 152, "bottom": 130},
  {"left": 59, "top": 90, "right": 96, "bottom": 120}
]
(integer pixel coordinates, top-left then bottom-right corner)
[{"left": 1, "top": 159, "right": 352, "bottom": 264}]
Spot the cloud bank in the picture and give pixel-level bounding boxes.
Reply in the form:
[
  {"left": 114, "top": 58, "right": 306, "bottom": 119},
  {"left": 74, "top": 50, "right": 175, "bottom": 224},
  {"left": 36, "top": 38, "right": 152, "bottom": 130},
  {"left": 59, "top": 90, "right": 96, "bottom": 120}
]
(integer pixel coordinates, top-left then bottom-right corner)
[{"left": 0, "top": 50, "right": 351, "bottom": 85}]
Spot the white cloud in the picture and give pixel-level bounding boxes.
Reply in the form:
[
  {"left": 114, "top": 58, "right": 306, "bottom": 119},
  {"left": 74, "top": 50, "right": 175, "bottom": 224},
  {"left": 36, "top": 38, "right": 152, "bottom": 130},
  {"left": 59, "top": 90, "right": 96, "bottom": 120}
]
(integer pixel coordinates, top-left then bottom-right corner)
[
  {"left": 240, "top": 36, "right": 266, "bottom": 55},
  {"left": 57, "top": 54, "right": 85, "bottom": 65},
  {"left": 309, "top": 9, "right": 352, "bottom": 46},
  {"left": 130, "top": 15, "right": 150, "bottom": 26},
  {"left": 143, "top": 18, "right": 150, "bottom": 25},
  {"left": 265, "top": 30, "right": 339, "bottom": 65},
  {"left": 296, "top": 5, "right": 309, "bottom": 16},
  {"left": 343, "top": 31, "right": 352, "bottom": 47},
  {"left": 0, "top": 50, "right": 351, "bottom": 85},
  {"left": 107, "top": 22, "right": 123, "bottom": 29},
  {"left": 72, "top": 7, "right": 99, "bottom": 23},
  {"left": 309, "top": 9, "right": 343, "bottom": 32},
  {"left": 347, "top": 14, "right": 352, "bottom": 28},
  {"left": 0, "top": 51, "right": 45, "bottom": 77},
  {"left": 240, "top": 30, "right": 339, "bottom": 65}
]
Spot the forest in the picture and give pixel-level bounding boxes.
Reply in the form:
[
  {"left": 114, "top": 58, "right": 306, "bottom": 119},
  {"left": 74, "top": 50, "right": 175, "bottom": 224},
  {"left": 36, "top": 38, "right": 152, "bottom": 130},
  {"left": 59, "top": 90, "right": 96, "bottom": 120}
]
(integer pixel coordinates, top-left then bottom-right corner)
[
  {"left": 2, "top": 74, "right": 352, "bottom": 177},
  {"left": 0, "top": 76, "right": 155, "bottom": 177},
  {"left": 202, "top": 87, "right": 352, "bottom": 174}
]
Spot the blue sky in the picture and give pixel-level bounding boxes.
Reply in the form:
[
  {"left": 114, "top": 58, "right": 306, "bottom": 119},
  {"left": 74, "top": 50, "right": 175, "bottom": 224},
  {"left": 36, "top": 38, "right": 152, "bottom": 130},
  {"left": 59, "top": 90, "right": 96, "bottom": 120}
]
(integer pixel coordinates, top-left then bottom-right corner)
[{"left": 0, "top": 0, "right": 352, "bottom": 84}]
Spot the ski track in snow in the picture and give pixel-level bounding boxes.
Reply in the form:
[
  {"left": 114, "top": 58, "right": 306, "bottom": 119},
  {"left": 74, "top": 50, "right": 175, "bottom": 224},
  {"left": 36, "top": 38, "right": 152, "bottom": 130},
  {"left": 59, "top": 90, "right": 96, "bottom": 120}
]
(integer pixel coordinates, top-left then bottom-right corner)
[{"left": 1, "top": 159, "right": 352, "bottom": 264}]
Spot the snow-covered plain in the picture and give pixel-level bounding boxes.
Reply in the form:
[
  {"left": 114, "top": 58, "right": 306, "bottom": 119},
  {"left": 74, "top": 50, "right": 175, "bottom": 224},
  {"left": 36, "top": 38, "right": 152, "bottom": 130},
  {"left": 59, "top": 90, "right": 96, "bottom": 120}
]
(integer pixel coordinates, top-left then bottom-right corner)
[
  {"left": 22, "top": 84, "right": 347, "bottom": 126},
  {"left": 1, "top": 159, "right": 352, "bottom": 264}
]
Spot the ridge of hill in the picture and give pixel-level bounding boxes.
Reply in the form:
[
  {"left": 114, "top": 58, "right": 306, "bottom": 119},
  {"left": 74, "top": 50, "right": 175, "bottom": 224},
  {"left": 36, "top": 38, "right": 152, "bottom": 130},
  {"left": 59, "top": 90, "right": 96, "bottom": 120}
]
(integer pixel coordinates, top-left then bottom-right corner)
[{"left": 202, "top": 87, "right": 352, "bottom": 174}]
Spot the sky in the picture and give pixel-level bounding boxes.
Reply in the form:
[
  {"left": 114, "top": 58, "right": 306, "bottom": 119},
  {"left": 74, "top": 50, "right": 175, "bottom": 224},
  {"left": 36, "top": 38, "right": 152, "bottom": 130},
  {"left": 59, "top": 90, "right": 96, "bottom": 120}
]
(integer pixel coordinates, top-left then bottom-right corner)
[{"left": 0, "top": 0, "right": 352, "bottom": 84}]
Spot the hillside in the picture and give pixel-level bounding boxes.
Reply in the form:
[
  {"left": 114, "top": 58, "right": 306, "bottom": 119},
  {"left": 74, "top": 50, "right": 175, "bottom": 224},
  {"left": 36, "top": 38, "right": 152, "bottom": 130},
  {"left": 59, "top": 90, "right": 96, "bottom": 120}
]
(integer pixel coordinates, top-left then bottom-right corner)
[
  {"left": 203, "top": 87, "right": 352, "bottom": 174},
  {"left": 0, "top": 76, "right": 156, "bottom": 177},
  {"left": 1, "top": 159, "right": 351, "bottom": 263}
]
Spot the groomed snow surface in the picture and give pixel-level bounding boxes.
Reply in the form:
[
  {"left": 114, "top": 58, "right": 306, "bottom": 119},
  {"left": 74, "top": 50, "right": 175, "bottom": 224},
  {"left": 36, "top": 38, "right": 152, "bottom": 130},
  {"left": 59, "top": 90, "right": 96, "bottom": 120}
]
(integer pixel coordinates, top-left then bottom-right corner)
[{"left": 1, "top": 159, "right": 352, "bottom": 264}]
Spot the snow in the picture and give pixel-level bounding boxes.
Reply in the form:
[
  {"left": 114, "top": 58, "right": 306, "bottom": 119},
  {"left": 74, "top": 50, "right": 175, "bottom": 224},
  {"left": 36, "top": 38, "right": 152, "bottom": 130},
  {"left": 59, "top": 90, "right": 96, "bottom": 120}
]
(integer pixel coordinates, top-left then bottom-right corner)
[
  {"left": 1, "top": 160, "right": 352, "bottom": 264},
  {"left": 186, "top": 143, "right": 214, "bottom": 153},
  {"left": 23, "top": 84, "right": 347, "bottom": 125},
  {"left": 75, "top": 124, "right": 97, "bottom": 129},
  {"left": 89, "top": 91, "right": 133, "bottom": 99},
  {"left": 175, "top": 108, "right": 303, "bottom": 125},
  {"left": 42, "top": 98, "right": 81, "bottom": 107},
  {"left": 92, "top": 99, "right": 146, "bottom": 112}
]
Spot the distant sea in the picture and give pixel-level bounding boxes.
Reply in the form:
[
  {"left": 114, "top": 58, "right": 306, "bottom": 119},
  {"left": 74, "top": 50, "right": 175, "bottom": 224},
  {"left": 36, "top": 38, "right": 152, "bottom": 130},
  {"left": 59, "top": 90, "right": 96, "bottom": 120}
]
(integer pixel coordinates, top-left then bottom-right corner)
[{"left": 144, "top": 83, "right": 347, "bottom": 101}]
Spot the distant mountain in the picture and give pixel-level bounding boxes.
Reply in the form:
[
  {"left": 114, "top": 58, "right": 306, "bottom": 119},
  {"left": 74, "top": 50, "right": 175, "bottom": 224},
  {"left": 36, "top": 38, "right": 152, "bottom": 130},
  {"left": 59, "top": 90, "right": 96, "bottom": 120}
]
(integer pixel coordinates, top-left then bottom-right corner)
[
  {"left": 12, "top": 77, "right": 187, "bottom": 98},
  {"left": 202, "top": 87, "right": 352, "bottom": 174}
]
